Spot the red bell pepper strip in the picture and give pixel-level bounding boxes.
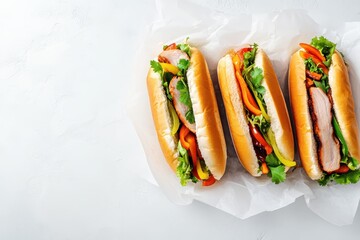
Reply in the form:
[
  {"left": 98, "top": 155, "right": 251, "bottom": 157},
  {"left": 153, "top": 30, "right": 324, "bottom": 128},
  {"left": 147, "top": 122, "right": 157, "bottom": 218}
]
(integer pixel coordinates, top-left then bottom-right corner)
[
  {"left": 202, "top": 174, "right": 216, "bottom": 186},
  {"left": 300, "top": 43, "right": 326, "bottom": 62},
  {"left": 249, "top": 124, "right": 273, "bottom": 155}
]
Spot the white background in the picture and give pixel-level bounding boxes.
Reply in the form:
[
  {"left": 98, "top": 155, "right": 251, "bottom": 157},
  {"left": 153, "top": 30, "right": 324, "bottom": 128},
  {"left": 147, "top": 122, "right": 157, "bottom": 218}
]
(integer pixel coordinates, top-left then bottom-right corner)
[{"left": 1, "top": 0, "right": 360, "bottom": 239}]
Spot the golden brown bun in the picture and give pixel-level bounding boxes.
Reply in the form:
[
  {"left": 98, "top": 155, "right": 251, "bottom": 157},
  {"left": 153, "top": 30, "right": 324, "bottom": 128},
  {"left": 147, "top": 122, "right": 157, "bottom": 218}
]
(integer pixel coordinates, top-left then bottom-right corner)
[
  {"left": 289, "top": 50, "right": 322, "bottom": 180},
  {"left": 255, "top": 49, "right": 294, "bottom": 161},
  {"left": 329, "top": 51, "right": 360, "bottom": 162},
  {"left": 147, "top": 47, "right": 227, "bottom": 180},
  {"left": 147, "top": 69, "right": 179, "bottom": 172},
  {"left": 289, "top": 50, "right": 360, "bottom": 180},
  {"left": 217, "top": 54, "right": 260, "bottom": 176},
  {"left": 217, "top": 48, "right": 295, "bottom": 176}
]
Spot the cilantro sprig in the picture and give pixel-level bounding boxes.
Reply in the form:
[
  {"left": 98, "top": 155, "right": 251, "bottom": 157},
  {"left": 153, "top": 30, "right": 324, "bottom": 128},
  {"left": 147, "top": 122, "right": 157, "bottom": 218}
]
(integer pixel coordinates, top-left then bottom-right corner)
[{"left": 265, "top": 153, "right": 286, "bottom": 184}]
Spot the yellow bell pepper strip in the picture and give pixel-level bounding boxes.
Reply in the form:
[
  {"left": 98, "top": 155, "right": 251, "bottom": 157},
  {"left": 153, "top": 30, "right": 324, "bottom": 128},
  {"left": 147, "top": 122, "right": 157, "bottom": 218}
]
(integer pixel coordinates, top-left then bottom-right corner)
[
  {"left": 185, "top": 133, "right": 209, "bottom": 180},
  {"left": 196, "top": 160, "right": 209, "bottom": 180},
  {"left": 232, "top": 54, "right": 241, "bottom": 72},
  {"left": 160, "top": 63, "right": 179, "bottom": 75},
  {"left": 235, "top": 71, "right": 262, "bottom": 116},
  {"left": 167, "top": 101, "right": 180, "bottom": 136},
  {"left": 299, "top": 43, "right": 326, "bottom": 62},
  {"left": 267, "top": 130, "right": 296, "bottom": 167},
  {"left": 179, "top": 125, "right": 212, "bottom": 182}
]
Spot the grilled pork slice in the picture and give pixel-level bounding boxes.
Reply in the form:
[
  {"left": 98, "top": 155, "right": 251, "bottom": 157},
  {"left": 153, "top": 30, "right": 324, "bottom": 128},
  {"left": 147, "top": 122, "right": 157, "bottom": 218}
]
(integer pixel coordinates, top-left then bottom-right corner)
[
  {"left": 309, "top": 87, "right": 341, "bottom": 172},
  {"left": 169, "top": 76, "right": 196, "bottom": 133},
  {"left": 158, "top": 49, "right": 189, "bottom": 66}
]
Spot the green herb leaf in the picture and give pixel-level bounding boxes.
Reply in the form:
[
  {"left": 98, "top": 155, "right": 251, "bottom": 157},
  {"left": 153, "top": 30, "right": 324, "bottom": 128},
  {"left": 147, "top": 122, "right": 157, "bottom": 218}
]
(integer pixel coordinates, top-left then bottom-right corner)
[
  {"left": 176, "top": 79, "right": 191, "bottom": 107},
  {"left": 265, "top": 153, "right": 286, "bottom": 184},
  {"left": 163, "top": 72, "right": 174, "bottom": 100},
  {"left": 176, "top": 78, "right": 195, "bottom": 124},
  {"left": 177, "top": 59, "right": 190, "bottom": 76},
  {"left": 150, "top": 60, "right": 163, "bottom": 74},
  {"left": 313, "top": 79, "right": 327, "bottom": 93},
  {"left": 178, "top": 43, "right": 191, "bottom": 57},
  {"left": 268, "top": 165, "right": 286, "bottom": 184},
  {"left": 333, "top": 116, "right": 349, "bottom": 157},
  {"left": 250, "top": 67, "right": 263, "bottom": 88},
  {"left": 185, "top": 109, "right": 195, "bottom": 124},
  {"left": 243, "top": 43, "right": 258, "bottom": 68},
  {"left": 265, "top": 153, "right": 280, "bottom": 167}
]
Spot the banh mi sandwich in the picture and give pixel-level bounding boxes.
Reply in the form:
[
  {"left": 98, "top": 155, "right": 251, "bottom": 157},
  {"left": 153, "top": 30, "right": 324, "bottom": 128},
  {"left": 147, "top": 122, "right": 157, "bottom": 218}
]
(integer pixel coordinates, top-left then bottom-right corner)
[
  {"left": 147, "top": 40, "right": 227, "bottom": 186},
  {"left": 217, "top": 44, "right": 295, "bottom": 184},
  {"left": 289, "top": 36, "right": 360, "bottom": 185}
]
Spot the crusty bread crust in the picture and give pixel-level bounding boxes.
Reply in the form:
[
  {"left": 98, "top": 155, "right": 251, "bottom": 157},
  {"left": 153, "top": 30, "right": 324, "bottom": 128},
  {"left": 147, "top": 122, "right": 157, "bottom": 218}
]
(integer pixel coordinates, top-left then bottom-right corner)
[
  {"left": 147, "top": 47, "right": 227, "bottom": 180},
  {"left": 217, "top": 48, "right": 295, "bottom": 176},
  {"left": 289, "top": 50, "right": 322, "bottom": 180},
  {"left": 187, "top": 47, "right": 227, "bottom": 180},
  {"left": 255, "top": 49, "right": 294, "bottom": 161},
  {"left": 329, "top": 51, "right": 360, "bottom": 163},
  {"left": 147, "top": 69, "right": 179, "bottom": 172},
  {"left": 217, "top": 54, "right": 260, "bottom": 176}
]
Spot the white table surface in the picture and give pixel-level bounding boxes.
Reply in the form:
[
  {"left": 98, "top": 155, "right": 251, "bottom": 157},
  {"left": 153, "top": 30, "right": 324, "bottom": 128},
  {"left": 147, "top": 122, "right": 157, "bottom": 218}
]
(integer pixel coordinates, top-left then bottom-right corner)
[{"left": 1, "top": 0, "right": 360, "bottom": 239}]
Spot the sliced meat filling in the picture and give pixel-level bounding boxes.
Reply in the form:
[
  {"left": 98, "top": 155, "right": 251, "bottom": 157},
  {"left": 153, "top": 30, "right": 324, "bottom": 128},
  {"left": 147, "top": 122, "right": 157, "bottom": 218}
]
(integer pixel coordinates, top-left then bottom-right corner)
[
  {"left": 169, "top": 76, "right": 196, "bottom": 133},
  {"left": 309, "top": 87, "right": 341, "bottom": 172},
  {"left": 158, "top": 49, "right": 189, "bottom": 66}
]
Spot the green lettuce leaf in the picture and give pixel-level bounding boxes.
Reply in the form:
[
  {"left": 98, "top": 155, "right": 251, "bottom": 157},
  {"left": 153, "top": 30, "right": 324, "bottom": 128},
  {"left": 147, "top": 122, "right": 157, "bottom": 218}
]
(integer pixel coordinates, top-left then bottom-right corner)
[
  {"left": 310, "top": 36, "right": 336, "bottom": 67},
  {"left": 304, "top": 58, "right": 329, "bottom": 93},
  {"left": 248, "top": 114, "right": 270, "bottom": 136},
  {"left": 318, "top": 169, "right": 360, "bottom": 186},
  {"left": 176, "top": 141, "right": 197, "bottom": 186},
  {"left": 243, "top": 43, "right": 258, "bottom": 68}
]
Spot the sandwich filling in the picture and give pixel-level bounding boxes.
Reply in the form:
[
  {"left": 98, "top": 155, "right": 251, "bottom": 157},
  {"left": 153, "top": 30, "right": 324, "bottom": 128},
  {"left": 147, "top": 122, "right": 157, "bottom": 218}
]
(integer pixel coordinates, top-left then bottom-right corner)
[
  {"left": 300, "top": 36, "right": 360, "bottom": 185},
  {"left": 150, "top": 40, "right": 216, "bottom": 186},
  {"left": 231, "top": 44, "right": 295, "bottom": 184}
]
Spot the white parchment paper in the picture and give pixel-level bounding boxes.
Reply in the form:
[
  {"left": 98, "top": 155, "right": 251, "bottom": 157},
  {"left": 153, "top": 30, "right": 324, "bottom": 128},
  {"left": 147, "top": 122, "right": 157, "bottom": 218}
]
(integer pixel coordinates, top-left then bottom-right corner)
[{"left": 128, "top": 0, "right": 360, "bottom": 225}]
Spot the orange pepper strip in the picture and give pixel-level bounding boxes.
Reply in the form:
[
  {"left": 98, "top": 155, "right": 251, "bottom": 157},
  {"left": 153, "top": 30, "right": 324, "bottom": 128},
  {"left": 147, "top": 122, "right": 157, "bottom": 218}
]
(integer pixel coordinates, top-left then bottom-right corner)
[
  {"left": 299, "top": 43, "right": 326, "bottom": 62},
  {"left": 306, "top": 70, "right": 322, "bottom": 81},
  {"left": 185, "top": 133, "right": 198, "bottom": 168},
  {"left": 180, "top": 125, "right": 213, "bottom": 182},
  {"left": 261, "top": 162, "right": 269, "bottom": 175},
  {"left": 179, "top": 125, "right": 190, "bottom": 150},
  {"left": 300, "top": 51, "right": 329, "bottom": 75},
  {"left": 235, "top": 71, "right": 262, "bottom": 115}
]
